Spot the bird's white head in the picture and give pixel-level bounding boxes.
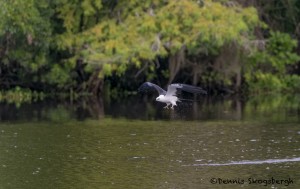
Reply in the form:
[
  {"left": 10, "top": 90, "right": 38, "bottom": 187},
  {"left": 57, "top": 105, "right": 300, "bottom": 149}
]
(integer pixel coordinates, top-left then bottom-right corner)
[{"left": 156, "top": 95, "right": 164, "bottom": 102}]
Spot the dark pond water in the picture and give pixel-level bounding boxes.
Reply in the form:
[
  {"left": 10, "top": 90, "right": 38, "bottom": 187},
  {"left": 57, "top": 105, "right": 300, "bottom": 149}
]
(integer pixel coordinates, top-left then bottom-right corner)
[{"left": 0, "top": 95, "right": 300, "bottom": 188}]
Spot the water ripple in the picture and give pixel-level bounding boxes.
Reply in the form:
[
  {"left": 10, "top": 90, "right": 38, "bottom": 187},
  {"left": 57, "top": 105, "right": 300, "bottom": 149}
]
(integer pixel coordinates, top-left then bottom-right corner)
[{"left": 183, "top": 157, "right": 300, "bottom": 166}]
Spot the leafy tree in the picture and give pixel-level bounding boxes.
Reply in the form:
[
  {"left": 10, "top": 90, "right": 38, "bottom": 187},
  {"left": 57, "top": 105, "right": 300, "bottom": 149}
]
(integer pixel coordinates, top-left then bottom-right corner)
[
  {"left": 0, "top": 0, "right": 52, "bottom": 89},
  {"left": 55, "top": 0, "right": 260, "bottom": 93},
  {"left": 1, "top": 0, "right": 299, "bottom": 96},
  {"left": 245, "top": 31, "right": 300, "bottom": 93}
]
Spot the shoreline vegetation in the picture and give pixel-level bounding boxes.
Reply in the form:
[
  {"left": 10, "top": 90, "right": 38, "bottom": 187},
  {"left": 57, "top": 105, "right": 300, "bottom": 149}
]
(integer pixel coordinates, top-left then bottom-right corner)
[{"left": 1, "top": 0, "right": 300, "bottom": 97}]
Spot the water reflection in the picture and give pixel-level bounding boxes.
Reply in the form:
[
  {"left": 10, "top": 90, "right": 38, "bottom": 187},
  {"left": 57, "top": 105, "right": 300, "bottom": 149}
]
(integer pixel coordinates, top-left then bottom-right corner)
[{"left": 0, "top": 94, "right": 299, "bottom": 122}]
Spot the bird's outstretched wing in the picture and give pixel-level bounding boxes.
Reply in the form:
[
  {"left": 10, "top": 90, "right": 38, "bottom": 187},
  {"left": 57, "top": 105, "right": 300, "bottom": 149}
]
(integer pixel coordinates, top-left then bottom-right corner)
[
  {"left": 138, "top": 82, "right": 167, "bottom": 95},
  {"left": 166, "top": 83, "right": 207, "bottom": 97}
]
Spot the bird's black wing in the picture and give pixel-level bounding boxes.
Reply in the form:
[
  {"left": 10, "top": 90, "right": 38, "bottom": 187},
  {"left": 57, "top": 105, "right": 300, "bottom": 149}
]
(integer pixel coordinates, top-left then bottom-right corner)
[
  {"left": 169, "top": 83, "right": 207, "bottom": 95},
  {"left": 138, "top": 82, "right": 167, "bottom": 95}
]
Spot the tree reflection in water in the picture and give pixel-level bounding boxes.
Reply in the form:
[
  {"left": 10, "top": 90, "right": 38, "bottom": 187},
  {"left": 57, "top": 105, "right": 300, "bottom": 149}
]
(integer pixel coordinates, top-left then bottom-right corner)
[{"left": 0, "top": 94, "right": 299, "bottom": 122}]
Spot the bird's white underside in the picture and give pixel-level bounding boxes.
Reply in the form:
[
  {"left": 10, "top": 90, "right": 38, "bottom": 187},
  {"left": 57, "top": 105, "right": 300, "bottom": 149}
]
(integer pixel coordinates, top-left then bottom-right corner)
[{"left": 156, "top": 94, "right": 178, "bottom": 109}]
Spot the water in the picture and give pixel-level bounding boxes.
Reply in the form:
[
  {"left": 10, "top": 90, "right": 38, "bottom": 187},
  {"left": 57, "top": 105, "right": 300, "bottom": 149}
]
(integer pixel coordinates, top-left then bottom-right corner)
[{"left": 0, "top": 95, "right": 300, "bottom": 188}]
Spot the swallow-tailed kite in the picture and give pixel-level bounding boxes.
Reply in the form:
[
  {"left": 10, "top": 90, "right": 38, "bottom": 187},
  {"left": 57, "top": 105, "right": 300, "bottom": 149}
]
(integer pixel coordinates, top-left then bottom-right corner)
[{"left": 138, "top": 82, "right": 207, "bottom": 109}]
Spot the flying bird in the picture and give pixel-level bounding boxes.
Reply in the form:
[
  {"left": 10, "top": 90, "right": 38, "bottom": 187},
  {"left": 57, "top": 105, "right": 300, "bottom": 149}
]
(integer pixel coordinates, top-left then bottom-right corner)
[{"left": 138, "top": 82, "right": 207, "bottom": 109}]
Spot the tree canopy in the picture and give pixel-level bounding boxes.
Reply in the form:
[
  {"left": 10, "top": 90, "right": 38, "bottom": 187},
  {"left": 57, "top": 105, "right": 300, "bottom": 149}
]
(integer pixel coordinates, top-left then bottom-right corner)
[
  {"left": 56, "top": 0, "right": 259, "bottom": 80},
  {"left": 0, "top": 0, "right": 299, "bottom": 95}
]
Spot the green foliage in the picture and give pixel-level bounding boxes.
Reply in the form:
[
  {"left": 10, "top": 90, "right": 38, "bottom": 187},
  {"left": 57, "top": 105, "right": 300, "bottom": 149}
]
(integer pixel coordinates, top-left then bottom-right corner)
[
  {"left": 0, "top": 0, "right": 299, "bottom": 95},
  {"left": 0, "top": 0, "right": 53, "bottom": 89},
  {"left": 55, "top": 0, "right": 260, "bottom": 78},
  {"left": 44, "top": 63, "right": 74, "bottom": 88},
  {"left": 245, "top": 31, "right": 300, "bottom": 93},
  {"left": 251, "top": 0, "right": 300, "bottom": 36}
]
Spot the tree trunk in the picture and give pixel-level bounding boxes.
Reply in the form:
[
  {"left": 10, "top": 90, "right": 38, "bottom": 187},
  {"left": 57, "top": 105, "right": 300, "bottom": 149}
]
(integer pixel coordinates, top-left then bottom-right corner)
[
  {"left": 168, "top": 46, "right": 185, "bottom": 84},
  {"left": 87, "top": 70, "right": 104, "bottom": 96}
]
